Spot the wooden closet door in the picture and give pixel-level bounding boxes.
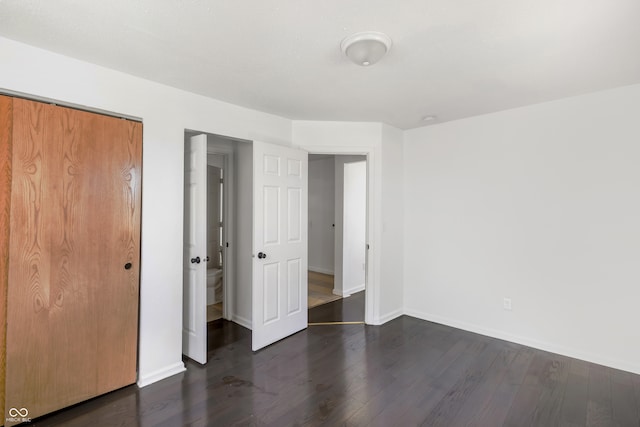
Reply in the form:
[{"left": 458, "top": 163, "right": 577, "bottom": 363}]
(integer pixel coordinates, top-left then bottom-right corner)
[
  {"left": 4, "top": 98, "right": 142, "bottom": 422},
  {"left": 0, "top": 96, "right": 13, "bottom": 426}
]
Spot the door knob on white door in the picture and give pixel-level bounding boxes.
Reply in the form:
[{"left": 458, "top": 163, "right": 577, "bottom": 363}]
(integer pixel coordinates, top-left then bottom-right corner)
[{"left": 257, "top": 252, "right": 267, "bottom": 259}]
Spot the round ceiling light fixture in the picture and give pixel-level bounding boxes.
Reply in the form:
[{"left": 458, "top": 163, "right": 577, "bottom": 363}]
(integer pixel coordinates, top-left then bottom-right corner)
[{"left": 341, "top": 31, "right": 392, "bottom": 66}]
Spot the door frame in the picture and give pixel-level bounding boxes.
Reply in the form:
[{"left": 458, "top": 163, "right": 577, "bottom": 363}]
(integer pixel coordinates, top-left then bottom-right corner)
[
  {"left": 301, "top": 146, "right": 378, "bottom": 325},
  {"left": 206, "top": 143, "right": 235, "bottom": 321}
]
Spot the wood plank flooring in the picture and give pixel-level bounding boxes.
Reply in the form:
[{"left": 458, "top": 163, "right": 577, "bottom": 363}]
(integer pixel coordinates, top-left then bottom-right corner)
[
  {"left": 309, "top": 290, "right": 364, "bottom": 324},
  {"left": 308, "top": 271, "right": 341, "bottom": 309},
  {"left": 28, "top": 299, "right": 640, "bottom": 426},
  {"left": 207, "top": 302, "right": 223, "bottom": 322}
]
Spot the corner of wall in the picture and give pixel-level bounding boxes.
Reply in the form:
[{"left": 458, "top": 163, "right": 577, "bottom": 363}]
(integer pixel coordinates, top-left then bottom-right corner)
[
  {"left": 400, "top": 85, "right": 640, "bottom": 375},
  {"left": 378, "top": 123, "right": 405, "bottom": 317}
]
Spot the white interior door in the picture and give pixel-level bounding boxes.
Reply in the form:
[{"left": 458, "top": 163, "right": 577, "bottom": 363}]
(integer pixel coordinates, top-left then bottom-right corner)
[
  {"left": 252, "top": 141, "right": 308, "bottom": 351},
  {"left": 183, "top": 134, "right": 208, "bottom": 364}
]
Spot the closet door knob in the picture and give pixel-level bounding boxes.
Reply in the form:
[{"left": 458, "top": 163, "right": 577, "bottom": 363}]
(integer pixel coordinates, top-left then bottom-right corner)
[
  {"left": 257, "top": 252, "right": 266, "bottom": 259},
  {"left": 205, "top": 256, "right": 210, "bottom": 262},
  {"left": 191, "top": 256, "right": 201, "bottom": 264},
  {"left": 124, "top": 262, "right": 132, "bottom": 270}
]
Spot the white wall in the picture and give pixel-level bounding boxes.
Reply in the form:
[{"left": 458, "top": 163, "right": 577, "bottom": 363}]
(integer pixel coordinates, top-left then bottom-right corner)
[
  {"left": 206, "top": 152, "right": 225, "bottom": 271},
  {"left": 403, "top": 84, "right": 640, "bottom": 375},
  {"left": 342, "top": 161, "right": 367, "bottom": 295},
  {"left": 207, "top": 153, "right": 225, "bottom": 169},
  {"left": 0, "top": 37, "right": 291, "bottom": 387},
  {"left": 233, "top": 141, "right": 253, "bottom": 329},
  {"left": 333, "top": 155, "right": 367, "bottom": 296},
  {"left": 206, "top": 135, "right": 237, "bottom": 322},
  {"left": 308, "top": 156, "right": 335, "bottom": 275},
  {"left": 206, "top": 164, "right": 221, "bottom": 269},
  {"left": 379, "top": 124, "right": 404, "bottom": 320}
]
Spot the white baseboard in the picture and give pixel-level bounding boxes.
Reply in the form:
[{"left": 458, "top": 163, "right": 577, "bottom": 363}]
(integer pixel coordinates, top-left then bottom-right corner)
[
  {"left": 137, "top": 361, "right": 186, "bottom": 388},
  {"left": 371, "top": 308, "right": 404, "bottom": 325},
  {"left": 343, "top": 283, "right": 365, "bottom": 297},
  {"left": 333, "top": 284, "right": 365, "bottom": 297},
  {"left": 403, "top": 308, "right": 640, "bottom": 376},
  {"left": 232, "top": 314, "right": 252, "bottom": 330},
  {"left": 308, "top": 266, "right": 334, "bottom": 275}
]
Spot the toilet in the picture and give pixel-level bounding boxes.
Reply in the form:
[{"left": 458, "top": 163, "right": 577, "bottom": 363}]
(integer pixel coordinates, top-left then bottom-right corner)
[{"left": 207, "top": 268, "right": 223, "bottom": 305}]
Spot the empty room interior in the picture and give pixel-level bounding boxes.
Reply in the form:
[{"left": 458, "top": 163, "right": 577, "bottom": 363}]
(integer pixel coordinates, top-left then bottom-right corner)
[{"left": 1, "top": 1, "right": 640, "bottom": 426}]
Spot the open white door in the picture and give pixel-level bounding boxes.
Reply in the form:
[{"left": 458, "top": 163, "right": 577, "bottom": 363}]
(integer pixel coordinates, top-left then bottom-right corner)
[
  {"left": 182, "top": 134, "right": 208, "bottom": 364},
  {"left": 252, "top": 141, "right": 308, "bottom": 351}
]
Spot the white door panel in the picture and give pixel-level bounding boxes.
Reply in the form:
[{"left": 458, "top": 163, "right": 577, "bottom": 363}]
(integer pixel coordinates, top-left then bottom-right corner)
[
  {"left": 252, "top": 141, "right": 308, "bottom": 351},
  {"left": 182, "top": 134, "right": 207, "bottom": 364},
  {"left": 287, "top": 259, "right": 302, "bottom": 314}
]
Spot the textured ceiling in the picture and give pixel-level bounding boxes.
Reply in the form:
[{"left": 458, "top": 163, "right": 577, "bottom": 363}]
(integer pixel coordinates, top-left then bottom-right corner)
[{"left": 1, "top": 0, "right": 639, "bottom": 129}]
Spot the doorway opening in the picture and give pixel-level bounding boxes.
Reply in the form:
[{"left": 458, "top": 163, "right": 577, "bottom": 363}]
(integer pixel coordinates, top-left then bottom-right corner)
[
  {"left": 183, "top": 131, "right": 253, "bottom": 364},
  {"left": 183, "top": 136, "right": 376, "bottom": 357},
  {"left": 308, "top": 154, "right": 367, "bottom": 323}
]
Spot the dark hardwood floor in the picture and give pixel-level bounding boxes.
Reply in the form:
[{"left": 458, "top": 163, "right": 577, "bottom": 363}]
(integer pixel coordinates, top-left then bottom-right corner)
[
  {"left": 308, "top": 290, "right": 364, "bottom": 323},
  {"left": 30, "top": 299, "right": 640, "bottom": 426}
]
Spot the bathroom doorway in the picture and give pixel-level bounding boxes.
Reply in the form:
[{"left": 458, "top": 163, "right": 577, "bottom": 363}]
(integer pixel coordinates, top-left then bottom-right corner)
[
  {"left": 183, "top": 131, "right": 241, "bottom": 364},
  {"left": 204, "top": 135, "right": 238, "bottom": 325}
]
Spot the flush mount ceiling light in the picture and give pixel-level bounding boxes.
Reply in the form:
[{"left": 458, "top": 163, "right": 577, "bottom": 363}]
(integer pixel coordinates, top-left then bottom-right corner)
[{"left": 341, "top": 31, "right": 392, "bottom": 66}]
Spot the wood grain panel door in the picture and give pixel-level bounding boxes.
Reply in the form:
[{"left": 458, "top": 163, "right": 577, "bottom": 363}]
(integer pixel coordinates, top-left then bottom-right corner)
[
  {"left": 0, "top": 96, "right": 13, "bottom": 426},
  {"left": 4, "top": 97, "right": 142, "bottom": 423}
]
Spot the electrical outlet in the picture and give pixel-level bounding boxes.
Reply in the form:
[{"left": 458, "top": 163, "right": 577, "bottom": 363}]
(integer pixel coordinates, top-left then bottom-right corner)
[{"left": 503, "top": 298, "right": 512, "bottom": 311}]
